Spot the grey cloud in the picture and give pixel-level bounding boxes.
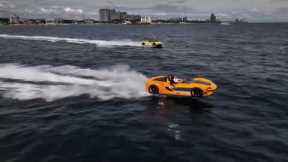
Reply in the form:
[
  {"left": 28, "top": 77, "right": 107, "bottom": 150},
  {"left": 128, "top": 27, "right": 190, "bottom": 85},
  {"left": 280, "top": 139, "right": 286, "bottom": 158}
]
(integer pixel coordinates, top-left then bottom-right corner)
[{"left": 0, "top": 0, "right": 288, "bottom": 21}]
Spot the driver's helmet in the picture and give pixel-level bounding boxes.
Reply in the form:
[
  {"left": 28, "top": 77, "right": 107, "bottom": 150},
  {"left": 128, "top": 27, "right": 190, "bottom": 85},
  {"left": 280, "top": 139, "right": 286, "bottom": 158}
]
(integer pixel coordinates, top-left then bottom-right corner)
[
  {"left": 167, "top": 74, "right": 175, "bottom": 82},
  {"left": 173, "top": 77, "right": 183, "bottom": 83}
]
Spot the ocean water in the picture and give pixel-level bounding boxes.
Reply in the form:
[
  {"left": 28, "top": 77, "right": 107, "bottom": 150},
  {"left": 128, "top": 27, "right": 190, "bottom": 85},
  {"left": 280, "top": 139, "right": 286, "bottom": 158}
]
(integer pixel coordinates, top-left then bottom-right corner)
[{"left": 0, "top": 24, "right": 287, "bottom": 162}]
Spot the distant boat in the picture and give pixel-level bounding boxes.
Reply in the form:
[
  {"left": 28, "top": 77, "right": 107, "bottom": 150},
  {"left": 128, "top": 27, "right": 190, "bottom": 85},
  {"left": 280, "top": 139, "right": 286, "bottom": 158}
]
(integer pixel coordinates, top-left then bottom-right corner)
[
  {"left": 142, "top": 39, "right": 163, "bottom": 48},
  {"left": 122, "top": 20, "right": 132, "bottom": 25},
  {"left": 233, "top": 18, "right": 249, "bottom": 24},
  {"left": 221, "top": 22, "right": 231, "bottom": 26}
]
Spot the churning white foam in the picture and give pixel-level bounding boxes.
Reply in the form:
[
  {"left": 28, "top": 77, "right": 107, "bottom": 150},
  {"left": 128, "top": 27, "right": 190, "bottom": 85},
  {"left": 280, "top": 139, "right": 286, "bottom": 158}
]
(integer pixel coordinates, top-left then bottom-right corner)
[
  {"left": 0, "top": 64, "right": 148, "bottom": 101},
  {"left": 0, "top": 34, "right": 142, "bottom": 47}
]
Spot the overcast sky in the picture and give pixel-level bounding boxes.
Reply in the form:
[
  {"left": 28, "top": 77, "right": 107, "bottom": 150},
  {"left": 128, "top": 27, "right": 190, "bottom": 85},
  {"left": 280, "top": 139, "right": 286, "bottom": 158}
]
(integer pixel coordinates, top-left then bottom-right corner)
[{"left": 0, "top": 0, "right": 288, "bottom": 22}]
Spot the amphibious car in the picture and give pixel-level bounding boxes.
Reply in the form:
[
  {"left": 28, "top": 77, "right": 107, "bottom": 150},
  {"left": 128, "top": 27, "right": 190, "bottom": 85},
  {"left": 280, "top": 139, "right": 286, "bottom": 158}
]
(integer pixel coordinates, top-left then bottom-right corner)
[
  {"left": 142, "top": 39, "right": 163, "bottom": 48},
  {"left": 145, "top": 75, "right": 217, "bottom": 97}
]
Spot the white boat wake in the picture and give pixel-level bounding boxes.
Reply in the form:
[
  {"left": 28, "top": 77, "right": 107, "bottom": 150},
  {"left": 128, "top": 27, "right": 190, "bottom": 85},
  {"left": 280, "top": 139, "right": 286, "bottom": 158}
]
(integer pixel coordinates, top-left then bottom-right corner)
[
  {"left": 0, "top": 64, "right": 148, "bottom": 101},
  {"left": 0, "top": 34, "right": 142, "bottom": 47}
]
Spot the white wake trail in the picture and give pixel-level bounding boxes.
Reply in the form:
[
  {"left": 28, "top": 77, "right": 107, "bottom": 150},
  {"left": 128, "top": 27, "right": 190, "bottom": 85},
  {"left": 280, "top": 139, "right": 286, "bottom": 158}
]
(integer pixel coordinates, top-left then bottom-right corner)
[
  {"left": 0, "top": 34, "right": 142, "bottom": 47},
  {"left": 0, "top": 64, "right": 96, "bottom": 85},
  {"left": 0, "top": 64, "right": 148, "bottom": 101}
]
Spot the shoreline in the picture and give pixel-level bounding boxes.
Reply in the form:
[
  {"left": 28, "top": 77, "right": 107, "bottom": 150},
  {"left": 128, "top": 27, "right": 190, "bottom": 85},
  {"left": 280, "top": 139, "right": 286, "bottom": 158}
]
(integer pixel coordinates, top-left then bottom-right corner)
[{"left": 1, "top": 22, "right": 287, "bottom": 27}]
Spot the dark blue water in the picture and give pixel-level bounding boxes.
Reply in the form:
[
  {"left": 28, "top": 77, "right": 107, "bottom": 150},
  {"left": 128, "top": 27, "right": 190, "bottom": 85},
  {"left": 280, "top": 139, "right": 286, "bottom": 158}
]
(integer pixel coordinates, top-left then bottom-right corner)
[{"left": 0, "top": 24, "right": 288, "bottom": 162}]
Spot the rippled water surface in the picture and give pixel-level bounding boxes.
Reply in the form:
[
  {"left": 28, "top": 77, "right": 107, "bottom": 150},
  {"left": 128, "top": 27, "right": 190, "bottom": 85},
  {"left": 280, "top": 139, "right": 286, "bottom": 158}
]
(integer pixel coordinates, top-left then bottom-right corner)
[{"left": 0, "top": 24, "right": 288, "bottom": 162}]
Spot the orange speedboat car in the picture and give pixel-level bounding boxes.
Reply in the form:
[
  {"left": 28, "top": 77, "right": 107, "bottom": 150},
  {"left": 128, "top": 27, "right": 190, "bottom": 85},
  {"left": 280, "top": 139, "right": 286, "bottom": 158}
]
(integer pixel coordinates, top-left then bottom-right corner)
[{"left": 145, "top": 75, "right": 217, "bottom": 97}]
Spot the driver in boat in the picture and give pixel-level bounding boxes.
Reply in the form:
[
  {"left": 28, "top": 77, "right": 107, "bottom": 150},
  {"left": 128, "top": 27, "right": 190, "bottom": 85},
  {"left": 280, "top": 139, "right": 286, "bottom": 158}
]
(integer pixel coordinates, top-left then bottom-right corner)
[
  {"left": 167, "top": 75, "right": 183, "bottom": 87},
  {"left": 174, "top": 77, "right": 183, "bottom": 83}
]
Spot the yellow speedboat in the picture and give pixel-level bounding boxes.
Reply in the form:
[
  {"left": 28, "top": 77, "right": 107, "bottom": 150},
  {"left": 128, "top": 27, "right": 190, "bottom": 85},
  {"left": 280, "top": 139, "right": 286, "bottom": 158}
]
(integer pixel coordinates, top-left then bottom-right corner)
[
  {"left": 142, "top": 39, "right": 163, "bottom": 48},
  {"left": 145, "top": 75, "right": 217, "bottom": 97}
]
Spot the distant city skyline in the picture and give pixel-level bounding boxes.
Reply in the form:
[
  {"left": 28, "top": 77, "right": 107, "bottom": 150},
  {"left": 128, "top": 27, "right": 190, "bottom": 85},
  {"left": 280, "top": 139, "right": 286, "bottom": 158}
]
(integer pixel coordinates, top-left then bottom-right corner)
[{"left": 1, "top": 0, "right": 288, "bottom": 22}]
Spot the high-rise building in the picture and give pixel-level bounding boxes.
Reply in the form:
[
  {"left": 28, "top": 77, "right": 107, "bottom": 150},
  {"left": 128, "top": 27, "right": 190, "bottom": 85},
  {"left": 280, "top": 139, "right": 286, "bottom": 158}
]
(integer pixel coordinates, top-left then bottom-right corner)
[
  {"left": 99, "top": 8, "right": 141, "bottom": 23},
  {"left": 99, "top": 9, "right": 128, "bottom": 23},
  {"left": 99, "top": 9, "right": 115, "bottom": 22},
  {"left": 210, "top": 13, "right": 217, "bottom": 23}
]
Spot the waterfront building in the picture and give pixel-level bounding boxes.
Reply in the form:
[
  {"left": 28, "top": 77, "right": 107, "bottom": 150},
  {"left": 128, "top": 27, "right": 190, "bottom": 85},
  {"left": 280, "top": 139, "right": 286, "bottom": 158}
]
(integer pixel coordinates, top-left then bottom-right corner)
[
  {"left": 99, "top": 9, "right": 128, "bottom": 23},
  {"left": 126, "top": 14, "right": 141, "bottom": 24},
  {"left": 210, "top": 13, "right": 217, "bottom": 23},
  {"left": 9, "top": 15, "right": 20, "bottom": 24},
  {"left": 110, "top": 11, "right": 121, "bottom": 22},
  {"left": 99, "top": 8, "right": 141, "bottom": 23},
  {"left": 23, "top": 19, "right": 46, "bottom": 24},
  {"left": 120, "top": 12, "right": 127, "bottom": 21},
  {"left": 99, "top": 9, "right": 115, "bottom": 22},
  {"left": 141, "top": 16, "right": 152, "bottom": 24},
  {"left": 0, "top": 17, "right": 9, "bottom": 24}
]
